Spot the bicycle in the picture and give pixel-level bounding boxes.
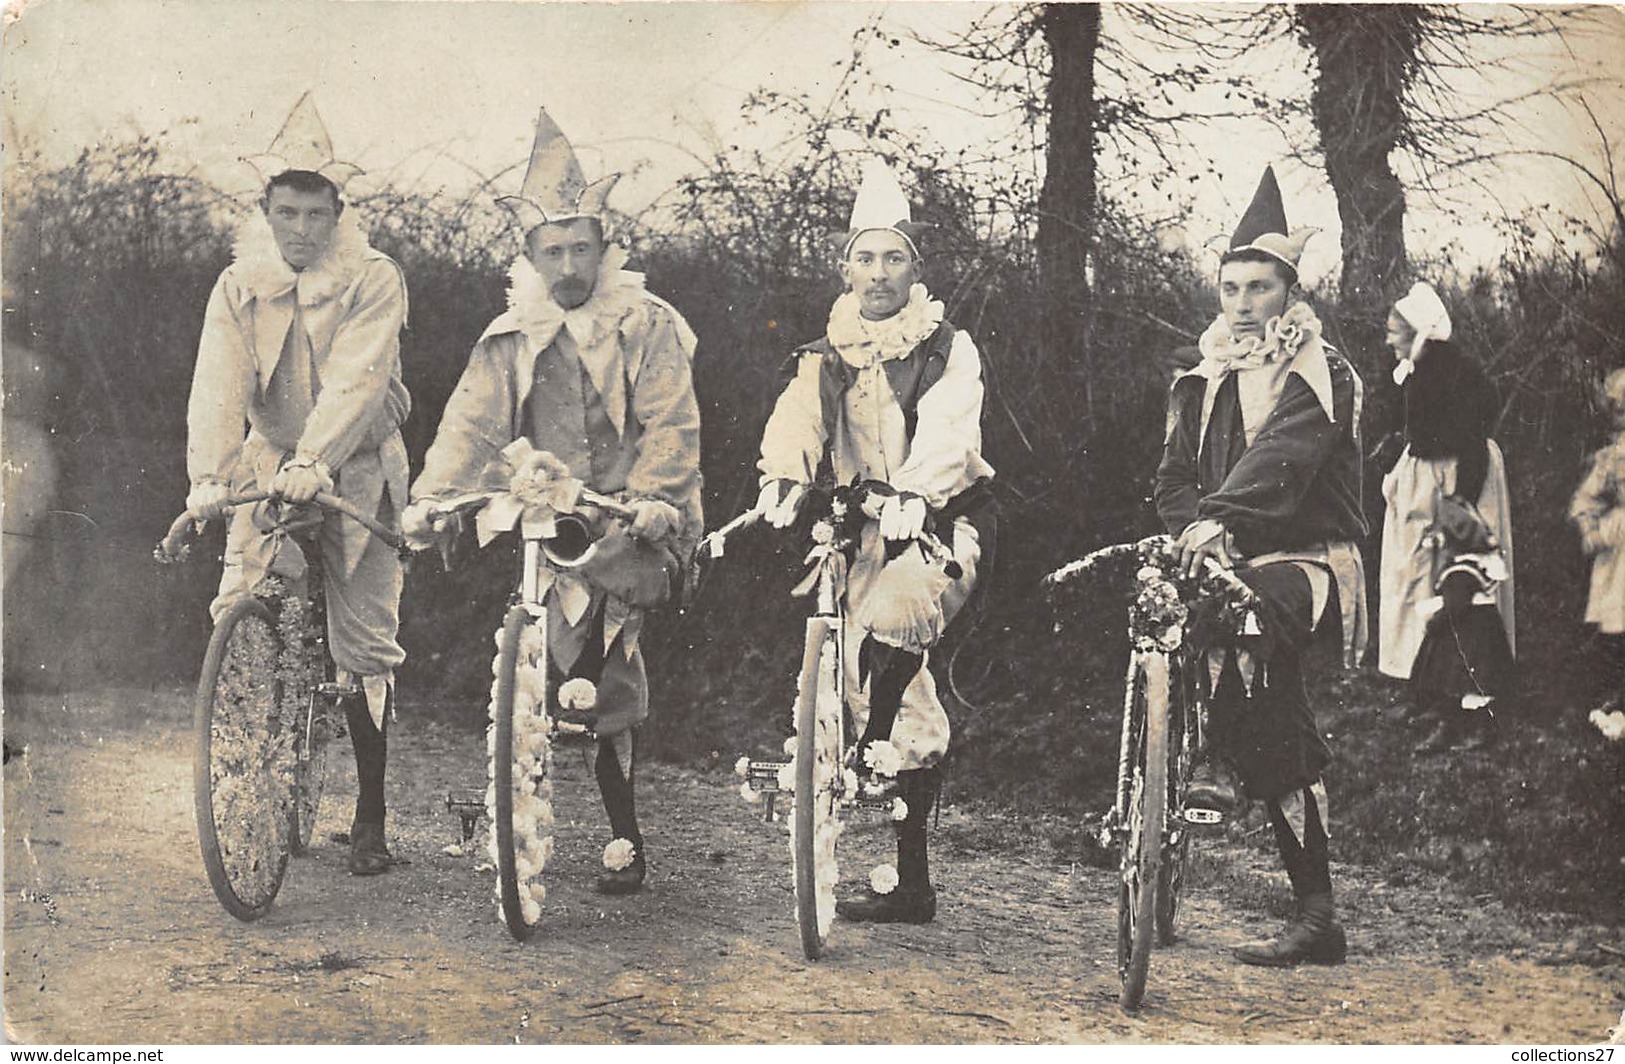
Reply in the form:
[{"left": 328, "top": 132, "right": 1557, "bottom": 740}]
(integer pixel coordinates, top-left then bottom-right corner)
[
  {"left": 704, "top": 481, "right": 961, "bottom": 960},
  {"left": 413, "top": 453, "right": 642, "bottom": 942},
  {"left": 1044, "top": 534, "right": 1258, "bottom": 1010},
  {"left": 155, "top": 491, "right": 407, "bottom": 921}
]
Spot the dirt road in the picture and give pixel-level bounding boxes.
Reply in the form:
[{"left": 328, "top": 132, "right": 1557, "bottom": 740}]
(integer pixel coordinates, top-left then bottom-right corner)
[{"left": 5, "top": 687, "right": 1621, "bottom": 1044}]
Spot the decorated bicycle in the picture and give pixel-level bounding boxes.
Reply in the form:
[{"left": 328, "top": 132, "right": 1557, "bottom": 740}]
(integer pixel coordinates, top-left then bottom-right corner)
[
  {"left": 156, "top": 491, "right": 409, "bottom": 921},
  {"left": 410, "top": 440, "right": 685, "bottom": 941},
  {"left": 1045, "top": 533, "right": 1258, "bottom": 1010},
  {"left": 706, "top": 480, "right": 965, "bottom": 959}
]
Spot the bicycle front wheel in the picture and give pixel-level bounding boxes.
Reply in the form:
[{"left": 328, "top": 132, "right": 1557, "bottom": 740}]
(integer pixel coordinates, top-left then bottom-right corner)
[
  {"left": 791, "top": 617, "right": 842, "bottom": 960},
  {"left": 491, "top": 604, "right": 553, "bottom": 941},
  {"left": 194, "top": 597, "right": 296, "bottom": 921},
  {"left": 1118, "top": 651, "right": 1171, "bottom": 1011}
]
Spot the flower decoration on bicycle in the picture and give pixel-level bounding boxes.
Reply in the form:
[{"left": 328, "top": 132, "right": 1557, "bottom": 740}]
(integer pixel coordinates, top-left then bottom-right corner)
[
  {"left": 156, "top": 491, "right": 409, "bottom": 920},
  {"left": 1045, "top": 534, "right": 1260, "bottom": 1009},
  {"left": 408, "top": 439, "right": 682, "bottom": 939},
  {"left": 709, "top": 479, "right": 967, "bottom": 957}
]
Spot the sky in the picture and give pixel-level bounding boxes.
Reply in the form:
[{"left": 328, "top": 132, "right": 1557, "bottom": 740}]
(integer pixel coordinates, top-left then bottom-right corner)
[{"left": 4, "top": 0, "right": 1623, "bottom": 287}]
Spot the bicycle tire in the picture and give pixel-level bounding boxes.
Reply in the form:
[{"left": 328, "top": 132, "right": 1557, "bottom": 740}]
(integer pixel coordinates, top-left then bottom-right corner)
[
  {"left": 492, "top": 604, "right": 550, "bottom": 941},
  {"left": 1118, "top": 651, "right": 1170, "bottom": 1011},
  {"left": 792, "top": 618, "right": 842, "bottom": 960},
  {"left": 194, "top": 596, "right": 295, "bottom": 921}
]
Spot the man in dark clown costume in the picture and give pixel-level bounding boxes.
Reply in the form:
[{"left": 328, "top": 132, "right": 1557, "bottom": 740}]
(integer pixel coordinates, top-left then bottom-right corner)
[
  {"left": 404, "top": 109, "right": 702, "bottom": 895},
  {"left": 755, "top": 160, "right": 995, "bottom": 924},
  {"left": 1155, "top": 166, "right": 1368, "bottom": 966}
]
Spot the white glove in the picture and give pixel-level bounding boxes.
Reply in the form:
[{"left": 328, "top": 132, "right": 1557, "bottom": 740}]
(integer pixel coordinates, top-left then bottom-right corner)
[
  {"left": 400, "top": 498, "right": 441, "bottom": 544},
  {"left": 186, "top": 481, "right": 234, "bottom": 521},
  {"left": 271, "top": 458, "right": 333, "bottom": 504},
  {"left": 755, "top": 480, "right": 805, "bottom": 529},
  {"left": 879, "top": 493, "right": 927, "bottom": 541},
  {"left": 629, "top": 498, "right": 681, "bottom": 542}
]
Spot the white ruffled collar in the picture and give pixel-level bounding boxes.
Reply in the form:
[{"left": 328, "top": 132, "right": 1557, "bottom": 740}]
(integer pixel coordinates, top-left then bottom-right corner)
[
  {"left": 228, "top": 210, "right": 373, "bottom": 307},
  {"left": 825, "top": 283, "right": 944, "bottom": 368},
  {"left": 493, "top": 244, "right": 646, "bottom": 349},
  {"left": 1182, "top": 301, "right": 1337, "bottom": 425}
]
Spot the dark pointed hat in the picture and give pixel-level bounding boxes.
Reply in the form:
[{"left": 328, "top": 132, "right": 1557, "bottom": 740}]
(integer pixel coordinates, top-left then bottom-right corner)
[{"left": 1225, "top": 166, "right": 1316, "bottom": 270}]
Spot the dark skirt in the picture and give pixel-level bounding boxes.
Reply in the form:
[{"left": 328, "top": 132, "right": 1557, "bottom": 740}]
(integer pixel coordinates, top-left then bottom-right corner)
[{"left": 1410, "top": 603, "right": 1515, "bottom": 712}]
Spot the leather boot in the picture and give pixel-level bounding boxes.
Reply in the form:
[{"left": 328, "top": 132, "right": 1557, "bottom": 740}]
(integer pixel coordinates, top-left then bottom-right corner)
[
  {"left": 836, "top": 766, "right": 939, "bottom": 924},
  {"left": 345, "top": 690, "right": 394, "bottom": 876},
  {"left": 593, "top": 734, "right": 646, "bottom": 895},
  {"left": 1233, "top": 891, "right": 1347, "bottom": 966}
]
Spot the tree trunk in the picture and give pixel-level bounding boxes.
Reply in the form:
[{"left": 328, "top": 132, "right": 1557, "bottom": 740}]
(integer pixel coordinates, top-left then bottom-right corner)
[
  {"left": 1035, "top": 3, "right": 1100, "bottom": 418},
  {"left": 1295, "top": 5, "right": 1420, "bottom": 327}
]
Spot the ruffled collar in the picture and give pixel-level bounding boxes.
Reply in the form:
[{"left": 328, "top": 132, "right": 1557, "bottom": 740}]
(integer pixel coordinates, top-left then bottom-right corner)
[
  {"left": 825, "top": 283, "right": 944, "bottom": 369},
  {"left": 490, "top": 244, "right": 646, "bottom": 351},
  {"left": 228, "top": 210, "right": 373, "bottom": 307},
  {"left": 1183, "top": 300, "right": 1337, "bottom": 425}
]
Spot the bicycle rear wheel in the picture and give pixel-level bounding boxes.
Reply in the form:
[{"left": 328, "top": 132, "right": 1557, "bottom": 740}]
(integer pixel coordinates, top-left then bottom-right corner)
[
  {"left": 282, "top": 596, "right": 329, "bottom": 857},
  {"left": 194, "top": 596, "right": 296, "bottom": 921},
  {"left": 1118, "top": 651, "right": 1171, "bottom": 1010},
  {"left": 792, "top": 618, "right": 842, "bottom": 960},
  {"left": 1154, "top": 657, "right": 1196, "bottom": 947},
  {"left": 491, "top": 604, "right": 553, "bottom": 941}
]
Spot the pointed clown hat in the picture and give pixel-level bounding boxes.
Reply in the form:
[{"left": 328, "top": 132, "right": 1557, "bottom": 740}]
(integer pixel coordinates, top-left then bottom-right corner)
[
  {"left": 242, "top": 92, "right": 363, "bottom": 192},
  {"left": 1222, "top": 166, "right": 1317, "bottom": 274},
  {"left": 841, "top": 158, "right": 929, "bottom": 258},
  {"left": 497, "top": 108, "right": 621, "bottom": 236}
]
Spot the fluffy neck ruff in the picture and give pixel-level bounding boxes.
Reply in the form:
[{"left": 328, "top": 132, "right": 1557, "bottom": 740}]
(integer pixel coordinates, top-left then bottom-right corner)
[
  {"left": 1197, "top": 300, "right": 1323, "bottom": 372},
  {"left": 230, "top": 210, "right": 372, "bottom": 306},
  {"left": 825, "top": 283, "right": 944, "bottom": 368},
  {"left": 503, "top": 244, "right": 645, "bottom": 344}
]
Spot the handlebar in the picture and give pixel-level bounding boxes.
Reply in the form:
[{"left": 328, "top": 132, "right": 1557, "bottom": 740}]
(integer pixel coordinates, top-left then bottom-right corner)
[
  {"left": 418, "top": 485, "right": 638, "bottom": 535},
  {"left": 699, "top": 501, "right": 962, "bottom": 581},
  {"left": 156, "top": 491, "right": 409, "bottom": 564},
  {"left": 1044, "top": 533, "right": 1258, "bottom": 607}
]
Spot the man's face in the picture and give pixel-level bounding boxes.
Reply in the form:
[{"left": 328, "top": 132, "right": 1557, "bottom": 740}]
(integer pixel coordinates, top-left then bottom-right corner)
[
  {"left": 1218, "top": 258, "right": 1293, "bottom": 340},
  {"left": 263, "top": 186, "right": 340, "bottom": 270},
  {"left": 1384, "top": 310, "right": 1416, "bottom": 362},
  {"left": 840, "top": 229, "right": 920, "bottom": 321},
  {"left": 526, "top": 218, "right": 605, "bottom": 310}
]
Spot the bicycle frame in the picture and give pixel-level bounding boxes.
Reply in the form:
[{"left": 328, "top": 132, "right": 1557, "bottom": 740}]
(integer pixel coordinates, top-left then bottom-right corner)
[{"left": 1046, "top": 533, "right": 1256, "bottom": 1009}]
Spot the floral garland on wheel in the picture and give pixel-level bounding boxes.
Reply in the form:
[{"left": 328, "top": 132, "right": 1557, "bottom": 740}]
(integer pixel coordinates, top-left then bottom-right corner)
[
  {"left": 786, "top": 639, "right": 846, "bottom": 937},
  {"left": 486, "top": 620, "right": 555, "bottom": 925}
]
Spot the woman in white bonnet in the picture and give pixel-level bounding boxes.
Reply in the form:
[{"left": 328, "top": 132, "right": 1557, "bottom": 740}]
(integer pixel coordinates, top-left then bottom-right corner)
[{"left": 1377, "top": 281, "right": 1516, "bottom": 752}]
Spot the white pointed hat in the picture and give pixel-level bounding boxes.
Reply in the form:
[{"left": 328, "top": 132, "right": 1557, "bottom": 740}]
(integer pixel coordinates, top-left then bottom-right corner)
[
  {"left": 497, "top": 108, "right": 621, "bottom": 235},
  {"left": 841, "top": 158, "right": 928, "bottom": 257},
  {"left": 243, "top": 92, "right": 363, "bottom": 192}
]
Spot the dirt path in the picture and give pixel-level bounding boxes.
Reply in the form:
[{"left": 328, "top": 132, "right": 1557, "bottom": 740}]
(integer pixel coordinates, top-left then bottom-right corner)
[{"left": 5, "top": 687, "right": 1622, "bottom": 1045}]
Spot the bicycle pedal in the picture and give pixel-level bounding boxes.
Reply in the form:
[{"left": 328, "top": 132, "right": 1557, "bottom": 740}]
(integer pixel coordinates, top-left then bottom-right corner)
[
  {"left": 316, "top": 681, "right": 362, "bottom": 700},
  {"left": 445, "top": 790, "right": 486, "bottom": 842},
  {"left": 551, "top": 721, "right": 598, "bottom": 745},
  {"left": 744, "top": 760, "right": 788, "bottom": 792},
  {"left": 1182, "top": 807, "right": 1225, "bottom": 826}
]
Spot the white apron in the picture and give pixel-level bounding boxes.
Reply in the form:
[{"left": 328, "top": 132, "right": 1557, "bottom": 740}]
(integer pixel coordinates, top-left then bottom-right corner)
[{"left": 1378, "top": 440, "right": 1516, "bottom": 678}]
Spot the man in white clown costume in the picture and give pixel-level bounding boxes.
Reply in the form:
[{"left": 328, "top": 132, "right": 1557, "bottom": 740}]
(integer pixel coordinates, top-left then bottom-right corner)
[
  {"left": 404, "top": 109, "right": 701, "bottom": 896},
  {"left": 1156, "top": 166, "right": 1367, "bottom": 966},
  {"left": 185, "top": 94, "right": 410, "bottom": 876},
  {"left": 756, "top": 160, "right": 994, "bottom": 924}
]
